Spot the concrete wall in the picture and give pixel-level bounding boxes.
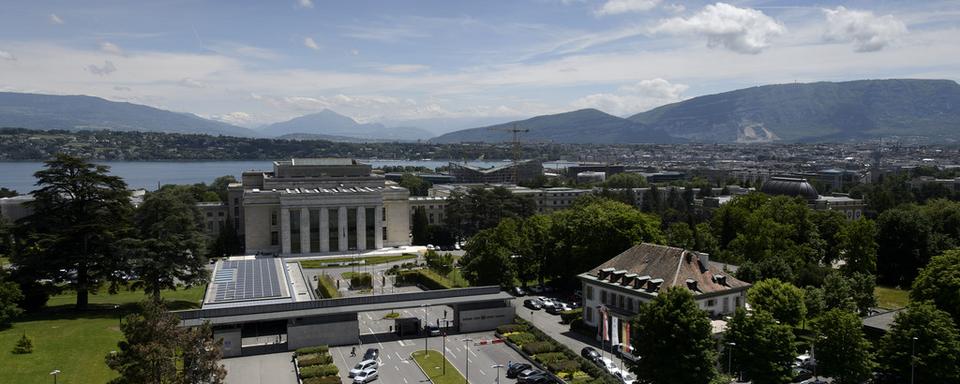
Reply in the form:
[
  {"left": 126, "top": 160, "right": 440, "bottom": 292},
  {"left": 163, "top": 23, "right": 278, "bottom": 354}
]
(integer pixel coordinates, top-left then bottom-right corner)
[
  {"left": 384, "top": 192, "right": 410, "bottom": 247},
  {"left": 244, "top": 204, "right": 278, "bottom": 254},
  {"left": 458, "top": 307, "right": 514, "bottom": 333},
  {"left": 287, "top": 316, "right": 359, "bottom": 349},
  {"left": 213, "top": 327, "right": 242, "bottom": 358}
]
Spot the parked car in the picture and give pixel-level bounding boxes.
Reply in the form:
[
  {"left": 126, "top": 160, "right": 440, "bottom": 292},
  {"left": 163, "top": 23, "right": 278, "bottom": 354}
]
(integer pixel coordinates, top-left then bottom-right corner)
[
  {"left": 353, "top": 368, "right": 379, "bottom": 383},
  {"left": 581, "top": 347, "right": 600, "bottom": 361},
  {"left": 512, "top": 286, "right": 526, "bottom": 296},
  {"left": 794, "top": 353, "right": 815, "bottom": 369},
  {"left": 363, "top": 348, "right": 379, "bottom": 361},
  {"left": 424, "top": 325, "right": 441, "bottom": 336},
  {"left": 791, "top": 367, "right": 812, "bottom": 382},
  {"left": 523, "top": 299, "right": 543, "bottom": 310},
  {"left": 349, "top": 360, "right": 378, "bottom": 377},
  {"left": 614, "top": 370, "right": 636, "bottom": 384},
  {"left": 506, "top": 362, "right": 533, "bottom": 378},
  {"left": 598, "top": 357, "right": 617, "bottom": 374},
  {"left": 518, "top": 370, "right": 549, "bottom": 384},
  {"left": 546, "top": 303, "right": 571, "bottom": 315},
  {"left": 517, "top": 369, "right": 543, "bottom": 381}
]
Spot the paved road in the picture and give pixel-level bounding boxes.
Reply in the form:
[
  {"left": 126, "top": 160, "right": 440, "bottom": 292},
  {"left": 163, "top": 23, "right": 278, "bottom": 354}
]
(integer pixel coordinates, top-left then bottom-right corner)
[{"left": 223, "top": 352, "right": 298, "bottom": 384}]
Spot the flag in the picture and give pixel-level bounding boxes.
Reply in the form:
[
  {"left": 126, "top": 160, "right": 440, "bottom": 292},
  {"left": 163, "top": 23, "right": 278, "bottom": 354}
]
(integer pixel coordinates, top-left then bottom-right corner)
[
  {"left": 601, "top": 307, "right": 609, "bottom": 342},
  {"left": 611, "top": 316, "right": 620, "bottom": 346},
  {"left": 624, "top": 322, "right": 631, "bottom": 351}
]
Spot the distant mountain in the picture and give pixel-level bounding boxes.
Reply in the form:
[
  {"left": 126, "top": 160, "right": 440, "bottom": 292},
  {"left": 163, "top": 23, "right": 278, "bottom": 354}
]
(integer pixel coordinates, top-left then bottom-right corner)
[
  {"left": 260, "top": 110, "right": 433, "bottom": 141},
  {"left": 628, "top": 79, "right": 960, "bottom": 143},
  {"left": 430, "top": 108, "right": 679, "bottom": 144},
  {"left": 276, "top": 132, "right": 408, "bottom": 143},
  {"left": 378, "top": 116, "right": 522, "bottom": 136},
  {"left": 0, "top": 92, "right": 261, "bottom": 137}
]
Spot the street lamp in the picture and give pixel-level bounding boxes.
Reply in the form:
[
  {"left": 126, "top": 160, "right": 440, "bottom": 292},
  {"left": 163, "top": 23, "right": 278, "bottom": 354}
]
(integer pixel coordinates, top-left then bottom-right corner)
[
  {"left": 911, "top": 336, "right": 918, "bottom": 384},
  {"left": 491, "top": 364, "right": 504, "bottom": 384},
  {"left": 422, "top": 305, "right": 428, "bottom": 355},
  {"left": 463, "top": 338, "right": 473, "bottom": 384},
  {"left": 49, "top": 369, "right": 60, "bottom": 384},
  {"left": 114, "top": 305, "right": 120, "bottom": 327},
  {"left": 726, "top": 342, "right": 736, "bottom": 378}
]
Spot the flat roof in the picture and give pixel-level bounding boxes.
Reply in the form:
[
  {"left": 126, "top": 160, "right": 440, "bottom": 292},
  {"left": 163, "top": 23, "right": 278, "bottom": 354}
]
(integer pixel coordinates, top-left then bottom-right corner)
[{"left": 203, "top": 258, "right": 291, "bottom": 306}]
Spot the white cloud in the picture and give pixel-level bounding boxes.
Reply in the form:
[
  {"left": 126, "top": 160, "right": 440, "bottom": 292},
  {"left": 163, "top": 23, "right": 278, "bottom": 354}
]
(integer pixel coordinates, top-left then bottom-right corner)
[
  {"left": 823, "top": 6, "right": 907, "bottom": 52},
  {"left": 571, "top": 78, "right": 688, "bottom": 115},
  {"left": 664, "top": 3, "right": 685, "bottom": 13},
  {"left": 652, "top": 2, "right": 786, "bottom": 54},
  {"left": 303, "top": 37, "right": 320, "bottom": 50},
  {"left": 178, "top": 78, "right": 204, "bottom": 88},
  {"left": 350, "top": 49, "right": 360, "bottom": 56},
  {"left": 210, "top": 111, "right": 254, "bottom": 126},
  {"left": 379, "top": 64, "right": 430, "bottom": 74},
  {"left": 49, "top": 14, "right": 64, "bottom": 25},
  {"left": 99, "top": 42, "right": 123, "bottom": 55},
  {"left": 86, "top": 60, "right": 117, "bottom": 76},
  {"left": 297, "top": 0, "right": 313, "bottom": 9},
  {"left": 595, "top": 0, "right": 661, "bottom": 16},
  {"left": 0, "top": 49, "right": 15, "bottom": 61}
]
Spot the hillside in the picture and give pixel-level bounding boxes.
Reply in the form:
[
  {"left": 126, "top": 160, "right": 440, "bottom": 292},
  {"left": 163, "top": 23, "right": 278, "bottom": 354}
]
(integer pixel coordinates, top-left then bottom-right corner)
[
  {"left": 260, "top": 109, "right": 433, "bottom": 141},
  {"left": 431, "top": 108, "right": 679, "bottom": 144},
  {"left": 0, "top": 92, "right": 260, "bottom": 137},
  {"left": 628, "top": 79, "right": 960, "bottom": 143}
]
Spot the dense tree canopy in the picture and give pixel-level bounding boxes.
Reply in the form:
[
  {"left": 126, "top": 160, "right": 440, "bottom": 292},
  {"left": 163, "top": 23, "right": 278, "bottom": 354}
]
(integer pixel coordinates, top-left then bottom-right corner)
[
  {"left": 878, "top": 302, "right": 960, "bottom": 384},
  {"left": 630, "top": 287, "right": 717, "bottom": 384},
  {"left": 398, "top": 173, "right": 431, "bottom": 196},
  {"left": 746, "top": 279, "right": 807, "bottom": 326},
  {"left": 15, "top": 154, "right": 133, "bottom": 309},
  {"left": 0, "top": 269, "right": 23, "bottom": 328},
  {"left": 443, "top": 186, "right": 536, "bottom": 240},
  {"left": 814, "top": 309, "right": 875, "bottom": 384},
  {"left": 724, "top": 308, "right": 796, "bottom": 384},
  {"left": 911, "top": 250, "right": 960, "bottom": 325}
]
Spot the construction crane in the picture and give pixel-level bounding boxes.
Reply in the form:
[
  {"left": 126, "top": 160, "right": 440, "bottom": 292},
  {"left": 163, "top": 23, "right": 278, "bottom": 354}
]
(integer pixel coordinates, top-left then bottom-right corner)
[{"left": 487, "top": 124, "right": 529, "bottom": 184}]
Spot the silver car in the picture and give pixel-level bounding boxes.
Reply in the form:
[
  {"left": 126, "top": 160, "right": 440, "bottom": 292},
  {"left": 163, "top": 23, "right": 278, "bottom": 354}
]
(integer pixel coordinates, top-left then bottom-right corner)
[
  {"left": 353, "top": 367, "right": 379, "bottom": 383},
  {"left": 349, "top": 360, "right": 377, "bottom": 377}
]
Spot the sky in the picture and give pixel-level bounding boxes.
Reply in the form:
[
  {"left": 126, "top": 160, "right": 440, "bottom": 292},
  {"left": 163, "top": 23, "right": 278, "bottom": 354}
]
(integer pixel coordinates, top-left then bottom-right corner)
[{"left": 0, "top": 0, "right": 958, "bottom": 132}]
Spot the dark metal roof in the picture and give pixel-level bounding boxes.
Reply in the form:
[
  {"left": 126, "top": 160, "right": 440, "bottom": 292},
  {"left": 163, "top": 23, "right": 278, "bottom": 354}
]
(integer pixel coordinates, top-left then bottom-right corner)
[{"left": 760, "top": 177, "right": 819, "bottom": 200}]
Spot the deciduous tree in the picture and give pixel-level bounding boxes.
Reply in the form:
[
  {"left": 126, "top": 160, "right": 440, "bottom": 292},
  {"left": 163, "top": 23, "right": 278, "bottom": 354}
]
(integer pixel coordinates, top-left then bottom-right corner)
[
  {"left": 724, "top": 308, "right": 796, "bottom": 384},
  {"left": 814, "top": 309, "right": 875, "bottom": 384},
  {"left": 631, "top": 287, "right": 717, "bottom": 384},
  {"left": 838, "top": 218, "right": 879, "bottom": 275},
  {"left": 878, "top": 302, "right": 960, "bottom": 384},
  {"left": 746, "top": 279, "right": 806, "bottom": 326},
  {"left": 911, "top": 250, "right": 960, "bottom": 325}
]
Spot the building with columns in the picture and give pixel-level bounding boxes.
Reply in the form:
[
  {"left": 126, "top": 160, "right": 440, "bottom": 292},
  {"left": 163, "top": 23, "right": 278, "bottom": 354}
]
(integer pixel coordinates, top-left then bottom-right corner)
[{"left": 233, "top": 158, "right": 411, "bottom": 256}]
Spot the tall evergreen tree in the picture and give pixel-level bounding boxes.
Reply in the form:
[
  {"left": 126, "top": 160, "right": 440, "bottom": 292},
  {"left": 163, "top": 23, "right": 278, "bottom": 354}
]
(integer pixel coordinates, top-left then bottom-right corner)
[
  {"left": 16, "top": 154, "right": 133, "bottom": 309},
  {"left": 411, "top": 207, "right": 429, "bottom": 246},
  {"left": 631, "top": 287, "right": 717, "bottom": 384}
]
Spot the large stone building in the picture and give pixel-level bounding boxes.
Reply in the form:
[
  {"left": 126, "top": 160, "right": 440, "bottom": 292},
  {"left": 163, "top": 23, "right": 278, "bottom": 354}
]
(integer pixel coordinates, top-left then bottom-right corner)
[
  {"left": 231, "top": 159, "right": 411, "bottom": 256},
  {"left": 578, "top": 243, "right": 749, "bottom": 336},
  {"left": 760, "top": 176, "right": 865, "bottom": 219}
]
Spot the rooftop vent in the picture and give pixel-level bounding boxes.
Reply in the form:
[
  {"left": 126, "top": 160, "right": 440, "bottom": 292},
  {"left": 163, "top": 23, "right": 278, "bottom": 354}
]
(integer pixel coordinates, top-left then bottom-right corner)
[
  {"left": 647, "top": 278, "right": 664, "bottom": 292},
  {"left": 597, "top": 267, "right": 616, "bottom": 280},
  {"left": 622, "top": 273, "right": 638, "bottom": 287},
  {"left": 633, "top": 275, "right": 650, "bottom": 289}
]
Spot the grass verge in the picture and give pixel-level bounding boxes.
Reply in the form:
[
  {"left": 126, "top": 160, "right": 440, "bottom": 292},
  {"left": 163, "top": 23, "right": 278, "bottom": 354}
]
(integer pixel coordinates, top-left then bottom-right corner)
[
  {"left": 411, "top": 350, "right": 465, "bottom": 384},
  {"left": 0, "top": 285, "right": 205, "bottom": 384},
  {"left": 875, "top": 286, "right": 910, "bottom": 310},
  {"left": 300, "top": 254, "right": 416, "bottom": 269}
]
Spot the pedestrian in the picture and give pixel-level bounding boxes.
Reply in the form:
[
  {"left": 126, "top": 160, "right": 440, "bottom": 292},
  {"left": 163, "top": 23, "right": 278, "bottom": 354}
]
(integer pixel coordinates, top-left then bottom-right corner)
[{"left": 351, "top": 346, "right": 356, "bottom": 357}]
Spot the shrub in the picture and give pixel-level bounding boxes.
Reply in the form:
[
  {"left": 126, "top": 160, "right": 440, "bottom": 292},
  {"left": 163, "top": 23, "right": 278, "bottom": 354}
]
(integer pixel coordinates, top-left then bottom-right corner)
[
  {"left": 295, "top": 345, "right": 329, "bottom": 356},
  {"left": 11, "top": 333, "right": 33, "bottom": 354},
  {"left": 303, "top": 376, "right": 343, "bottom": 384},
  {"left": 506, "top": 332, "right": 537, "bottom": 346},
  {"left": 384, "top": 311, "right": 400, "bottom": 319},
  {"left": 534, "top": 352, "right": 566, "bottom": 364},
  {"left": 298, "top": 353, "right": 333, "bottom": 366},
  {"left": 497, "top": 323, "right": 529, "bottom": 334},
  {"left": 349, "top": 273, "right": 372, "bottom": 289},
  {"left": 523, "top": 341, "right": 557, "bottom": 355},
  {"left": 315, "top": 275, "right": 339, "bottom": 299},
  {"left": 299, "top": 364, "right": 339, "bottom": 379},
  {"left": 396, "top": 270, "right": 454, "bottom": 290},
  {"left": 548, "top": 359, "right": 581, "bottom": 374},
  {"left": 560, "top": 308, "right": 583, "bottom": 324}
]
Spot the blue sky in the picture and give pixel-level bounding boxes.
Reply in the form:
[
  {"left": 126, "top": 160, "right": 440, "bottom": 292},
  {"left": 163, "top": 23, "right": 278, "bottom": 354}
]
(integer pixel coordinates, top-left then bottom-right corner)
[{"left": 0, "top": 0, "right": 958, "bottom": 132}]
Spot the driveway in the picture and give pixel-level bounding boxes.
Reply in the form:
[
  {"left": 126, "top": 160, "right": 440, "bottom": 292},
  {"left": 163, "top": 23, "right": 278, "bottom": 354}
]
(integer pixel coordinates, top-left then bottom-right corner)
[{"left": 223, "top": 352, "right": 298, "bottom": 384}]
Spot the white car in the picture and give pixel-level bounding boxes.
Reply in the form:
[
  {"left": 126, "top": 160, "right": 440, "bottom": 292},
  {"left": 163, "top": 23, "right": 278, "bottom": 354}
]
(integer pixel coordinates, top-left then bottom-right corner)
[
  {"left": 614, "top": 369, "right": 636, "bottom": 384},
  {"left": 353, "top": 367, "right": 379, "bottom": 383},
  {"left": 349, "top": 360, "right": 378, "bottom": 377},
  {"left": 599, "top": 357, "right": 617, "bottom": 374}
]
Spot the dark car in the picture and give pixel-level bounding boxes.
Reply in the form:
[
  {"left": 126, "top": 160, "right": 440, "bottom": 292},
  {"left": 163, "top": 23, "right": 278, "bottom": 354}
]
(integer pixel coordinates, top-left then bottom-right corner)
[
  {"left": 424, "top": 325, "right": 441, "bottom": 336},
  {"left": 546, "top": 302, "right": 570, "bottom": 315},
  {"left": 511, "top": 286, "right": 526, "bottom": 296},
  {"left": 506, "top": 362, "right": 532, "bottom": 378},
  {"left": 518, "top": 371, "right": 551, "bottom": 384},
  {"left": 581, "top": 347, "right": 600, "bottom": 361},
  {"left": 363, "top": 348, "right": 379, "bottom": 361},
  {"left": 523, "top": 299, "right": 543, "bottom": 310}
]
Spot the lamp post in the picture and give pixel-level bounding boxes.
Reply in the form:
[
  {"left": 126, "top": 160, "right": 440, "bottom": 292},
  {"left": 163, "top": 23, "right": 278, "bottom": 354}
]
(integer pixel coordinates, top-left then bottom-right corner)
[
  {"left": 422, "top": 305, "right": 428, "bottom": 355},
  {"left": 442, "top": 331, "right": 447, "bottom": 375},
  {"left": 49, "top": 369, "right": 60, "bottom": 384},
  {"left": 114, "top": 305, "right": 121, "bottom": 327},
  {"left": 463, "top": 338, "right": 473, "bottom": 384},
  {"left": 911, "top": 336, "right": 918, "bottom": 384},
  {"left": 726, "top": 342, "right": 736, "bottom": 378},
  {"left": 492, "top": 364, "right": 504, "bottom": 384}
]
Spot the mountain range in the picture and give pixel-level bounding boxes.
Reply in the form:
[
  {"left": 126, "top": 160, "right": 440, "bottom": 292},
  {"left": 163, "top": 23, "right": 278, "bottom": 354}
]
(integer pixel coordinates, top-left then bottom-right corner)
[{"left": 1, "top": 79, "right": 958, "bottom": 144}]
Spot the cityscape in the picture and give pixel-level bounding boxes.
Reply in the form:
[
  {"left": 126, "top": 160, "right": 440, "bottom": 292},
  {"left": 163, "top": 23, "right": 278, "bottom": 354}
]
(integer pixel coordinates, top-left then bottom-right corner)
[{"left": 1, "top": 1, "right": 960, "bottom": 384}]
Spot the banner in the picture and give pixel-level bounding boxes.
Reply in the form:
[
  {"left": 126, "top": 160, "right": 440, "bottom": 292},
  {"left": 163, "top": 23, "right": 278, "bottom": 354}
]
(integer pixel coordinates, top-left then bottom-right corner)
[
  {"left": 611, "top": 316, "right": 620, "bottom": 346},
  {"left": 601, "top": 307, "right": 609, "bottom": 342},
  {"left": 623, "top": 322, "right": 631, "bottom": 352}
]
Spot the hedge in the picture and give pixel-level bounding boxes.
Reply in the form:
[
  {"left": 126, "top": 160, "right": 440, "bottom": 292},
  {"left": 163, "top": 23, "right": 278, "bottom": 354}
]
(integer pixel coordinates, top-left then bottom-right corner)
[
  {"left": 298, "top": 353, "right": 333, "bottom": 366},
  {"left": 497, "top": 324, "right": 529, "bottom": 334},
  {"left": 560, "top": 308, "right": 583, "bottom": 324},
  {"left": 534, "top": 352, "right": 567, "bottom": 364},
  {"left": 350, "top": 272, "right": 372, "bottom": 289},
  {"left": 295, "top": 345, "right": 329, "bottom": 356},
  {"left": 299, "top": 364, "right": 339, "bottom": 379},
  {"left": 506, "top": 332, "right": 537, "bottom": 346},
  {"left": 315, "top": 275, "right": 339, "bottom": 299},
  {"left": 302, "top": 376, "right": 343, "bottom": 384},
  {"left": 522, "top": 341, "right": 558, "bottom": 355},
  {"left": 396, "top": 269, "right": 453, "bottom": 290},
  {"left": 511, "top": 318, "right": 619, "bottom": 384},
  {"left": 547, "top": 359, "right": 581, "bottom": 374}
]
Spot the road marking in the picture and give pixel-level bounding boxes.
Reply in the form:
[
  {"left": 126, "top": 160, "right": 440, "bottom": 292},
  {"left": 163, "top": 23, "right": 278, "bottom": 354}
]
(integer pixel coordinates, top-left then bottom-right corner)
[
  {"left": 367, "top": 313, "right": 373, "bottom": 320},
  {"left": 387, "top": 353, "right": 393, "bottom": 360},
  {"left": 469, "top": 348, "right": 478, "bottom": 358},
  {"left": 445, "top": 347, "right": 457, "bottom": 359},
  {"left": 403, "top": 378, "right": 409, "bottom": 384},
  {"left": 479, "top": 369, "right": 486, "bottom": 376}
]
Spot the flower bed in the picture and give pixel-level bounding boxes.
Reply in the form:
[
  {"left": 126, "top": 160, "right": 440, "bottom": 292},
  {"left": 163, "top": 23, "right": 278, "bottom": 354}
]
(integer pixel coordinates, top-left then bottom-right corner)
[{"left": 294, "top": 345, "right": 339, "bottom": 382}]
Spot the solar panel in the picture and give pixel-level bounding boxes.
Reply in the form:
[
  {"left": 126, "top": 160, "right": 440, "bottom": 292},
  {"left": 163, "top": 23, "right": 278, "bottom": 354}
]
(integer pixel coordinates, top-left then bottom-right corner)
[{"left": 209, "top": 259, "right": 284, "bottom": 303}]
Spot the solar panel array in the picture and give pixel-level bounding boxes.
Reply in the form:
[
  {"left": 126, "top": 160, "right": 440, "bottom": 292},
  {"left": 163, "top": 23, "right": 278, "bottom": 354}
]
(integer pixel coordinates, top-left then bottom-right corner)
[{"left": 210, "top": 259, "right": 283, "bottom": 303}]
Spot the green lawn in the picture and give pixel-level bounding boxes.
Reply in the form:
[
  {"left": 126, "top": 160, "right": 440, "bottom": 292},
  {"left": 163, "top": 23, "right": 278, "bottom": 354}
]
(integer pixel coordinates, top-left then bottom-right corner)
[
  {"left": 411, "top": 350, "right": 465, "bottom": 384},
  {"left": 299, "top": 254, "right": 416, "bottom": 269},
  {"left": 875, "top": 286, "right": 910, "bottom": 310},
  {"left": 444, "top": 269, "right": 470, "bottom": 288},
  {"left": 0, "top": 285, "right": 205, "bottom": 384}
]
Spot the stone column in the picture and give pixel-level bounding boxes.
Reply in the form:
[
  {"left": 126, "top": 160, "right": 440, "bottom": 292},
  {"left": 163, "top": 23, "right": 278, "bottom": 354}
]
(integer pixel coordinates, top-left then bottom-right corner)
[
  {"left": 338, "top": 206, "right": 348, "bottom": 252},
  {"left": 300, "top": 207, "right": 310, "bottom": 254},
  {"left": 319, "top": 208, "right": 329, "bottom": 253},
  {"left": 374, "top": 204, "right": 384, "bottom": 249},
  {"left": 357, "top": 206, "right": 366, "bottom": 251},
  {"left": 280, "top": 208, "right": 291, "bottom": 255}
]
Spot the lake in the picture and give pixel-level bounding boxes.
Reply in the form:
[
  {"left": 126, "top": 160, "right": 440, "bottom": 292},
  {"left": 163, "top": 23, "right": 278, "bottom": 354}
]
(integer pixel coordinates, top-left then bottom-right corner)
[{"left": 0, "top": 159, "right": 548, "bottom": 193}]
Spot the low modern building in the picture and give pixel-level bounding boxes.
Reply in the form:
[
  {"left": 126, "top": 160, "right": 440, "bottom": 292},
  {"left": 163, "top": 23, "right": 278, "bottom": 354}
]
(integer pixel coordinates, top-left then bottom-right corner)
[
  {"left": 447, "top": 160, "right": 543, "bottom": 184},
  {"left": 578, "top": 243, "right": 750, "bottom": 343},
  {"left": 232, "top": 159, "right": 411, "bottom": 256}
]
